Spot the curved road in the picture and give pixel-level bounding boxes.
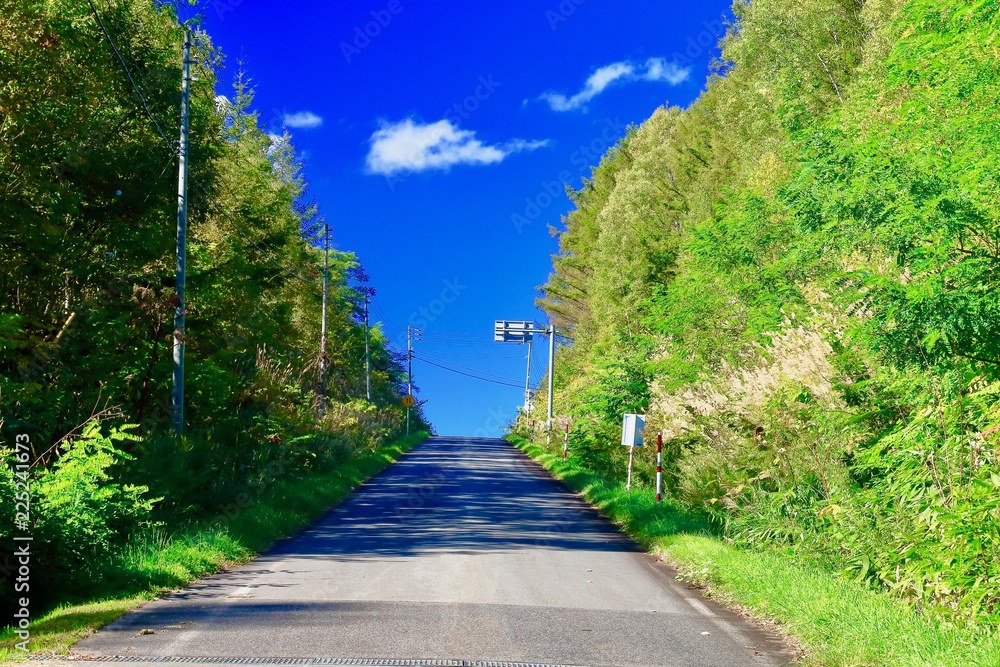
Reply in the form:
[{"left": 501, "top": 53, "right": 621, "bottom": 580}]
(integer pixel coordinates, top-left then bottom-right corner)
[{"left": 70, "top": 437, "right": 791, "bottom": 667}]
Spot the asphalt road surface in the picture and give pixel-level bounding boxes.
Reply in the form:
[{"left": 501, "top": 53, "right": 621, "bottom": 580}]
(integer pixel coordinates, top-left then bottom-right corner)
[{"left": 67, "top": 437, "right": 791, "bottom": 667}]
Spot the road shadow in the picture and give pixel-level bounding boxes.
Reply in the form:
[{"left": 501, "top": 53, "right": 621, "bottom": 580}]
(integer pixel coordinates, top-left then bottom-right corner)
[{"left": 254, "top": 437, "right": 637, "bottom": 561}]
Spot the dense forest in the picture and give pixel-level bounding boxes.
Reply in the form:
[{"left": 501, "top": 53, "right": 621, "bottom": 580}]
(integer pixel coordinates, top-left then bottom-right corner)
[
  {"left": 534, "top": 0, "right": 1000, "bottom": 628},
  {"left": 0, "top": 0, "right": 423, "bottom": 614}
]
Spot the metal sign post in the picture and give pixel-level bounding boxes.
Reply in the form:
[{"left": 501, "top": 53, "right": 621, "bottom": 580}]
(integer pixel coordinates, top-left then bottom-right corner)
[
  {"left": 621, "top": 414, "right": 645, "bottom": 491},
  {"left": 494, "top": 320, "right": 555, "bottom": 441},
  {"left": 402, "top": 394, "right": 415, "bottom": 436},
  {"left": 627, "top": 444, "right": 636, "bottom": 490}
]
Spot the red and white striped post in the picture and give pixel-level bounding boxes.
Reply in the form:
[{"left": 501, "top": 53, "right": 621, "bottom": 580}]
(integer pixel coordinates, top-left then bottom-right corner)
[
  {"left": 562, "top": 422, "right": 569, "bottom": 459},
  {"left": 655, "top": 432, "right": 663, "bottom": 502}
]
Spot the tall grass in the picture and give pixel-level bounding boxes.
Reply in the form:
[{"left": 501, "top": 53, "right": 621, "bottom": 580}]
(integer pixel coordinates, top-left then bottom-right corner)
[
  {"left": 510, "top": 434, "right": 1000, "bottom": 667},
  {"left": 0, "top": 431, "right": 429, "bottom": 663}
]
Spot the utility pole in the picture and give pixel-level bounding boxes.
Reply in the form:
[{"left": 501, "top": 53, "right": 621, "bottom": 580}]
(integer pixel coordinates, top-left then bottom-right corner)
[
  {"left": 364, "top": 293, "right": 371, "bottom": 402},
  {"left": 171, "top": 30, "right": 192, "bottom": 437},
  {"left": 523, "top": 339, "right": 532, "bottom": 415},
  {"left": 318, "top": 219, "right": 329, "bottom": 418},
  {"left": 405, "top": 326, "right": 422, "bottom": 435},
  {"left": 494, "top": 320, "right": 555, "bottom": 441},
  {"left": 407, "top": 326, "right": 413, "bottom": 435},
  {"left": 546, "top": 324, "right": 555, "bottom": 438}
]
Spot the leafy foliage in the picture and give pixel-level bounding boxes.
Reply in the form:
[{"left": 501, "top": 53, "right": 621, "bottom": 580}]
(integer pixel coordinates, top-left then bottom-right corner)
[
  {"left": 1, "top": 423, "right": 156, "bottom": 603},
  {"left": 0, "top": 0, "right": 424, "bottom": 617},
  {"left": 534, "top": 0, "right": 1000, "bottom": 628}
]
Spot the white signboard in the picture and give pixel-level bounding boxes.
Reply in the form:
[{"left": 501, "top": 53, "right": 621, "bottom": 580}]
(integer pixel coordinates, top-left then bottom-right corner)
[
  {"left": 494, "top": 320, "right": 535, "bottom": 343},
  {"left": 621, "top": 413, "right": 645, "bottom": 447}
]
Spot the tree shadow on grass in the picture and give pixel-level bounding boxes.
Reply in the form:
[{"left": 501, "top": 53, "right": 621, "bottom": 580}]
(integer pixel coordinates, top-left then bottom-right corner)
[{"left": 0, "top": 597, "right": 141, "bottom": 658}]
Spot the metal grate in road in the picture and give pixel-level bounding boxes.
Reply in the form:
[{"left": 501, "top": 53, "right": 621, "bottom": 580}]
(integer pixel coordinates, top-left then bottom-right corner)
[
  {"left": 29, "top": 657, "right": 589, "bottom": 667},
  {"left": 30, "top": 660, "right": 460, "bottom": 666},
  {"left": 473, "top": 663, "right": 585, "bottom": 667}
]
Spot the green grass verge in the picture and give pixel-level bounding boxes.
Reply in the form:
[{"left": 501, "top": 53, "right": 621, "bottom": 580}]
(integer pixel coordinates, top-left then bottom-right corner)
[
  {"left": 0, "top": 431, "right": 430, "bottom": 665},
  {"left": 509, "top": 434, "right": 1000, "bottom": 667}
]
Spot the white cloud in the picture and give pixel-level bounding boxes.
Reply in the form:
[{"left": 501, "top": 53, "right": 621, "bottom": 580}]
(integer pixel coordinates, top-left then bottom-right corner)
[
  {"left": 540, "top": 58, "right": 690, "bottom": 111},
  {"left": 643, "top": 57, "right": 690, "bottom": 85},
  {"left": 365, "top": 118, "right": 548, "bottom": 176},
  {"left": 283, "top": 111, "right": 324, "bottom": 129},
  {"left": 541, "top": 62, "right": 634, "bottom": 112}
]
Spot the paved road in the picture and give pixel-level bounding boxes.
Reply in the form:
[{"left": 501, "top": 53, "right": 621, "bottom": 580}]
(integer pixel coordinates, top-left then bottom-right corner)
[{"left": 69, "top": 437, "right": 791, "bottom": 667}]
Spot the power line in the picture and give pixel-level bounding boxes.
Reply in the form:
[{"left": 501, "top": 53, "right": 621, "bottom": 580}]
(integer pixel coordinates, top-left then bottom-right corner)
[
  {"left": 531, "top": 342, "right": 547, "bottom": 385},
  {"left": 369, "top": 300, "right": 405, "bottom": 336},
  {"left": 88, "top": 0, "right": 175, "bottom": 156},
  {"left": 412, "top": 355, "right": 524, "bottom": 389},
  {"left": 141, "top": 154, "right": 177, "bottom": 204},
  {"left": 91, "top": 5, "right": 518, "bottom": 381},
  {"left": 413, "top": 351, "right": 526, "bottom": 384},
  {"left": 91, "top": 9, "right": 320, "bottom": 288},
  {"left": 415, "top": 327, "right": 493, "bottom": 336},
  {"left": 418, "top": 332, "right": 496, "bottom": 341},
  {"left": 412, "top": 349, "right": 527, "bottom": 360},
  {"left": 417, "top": 336, "right": 500, "bottom": 347},
  {"left": 378, "top": 325, "right": 406, "bottom": 341}
]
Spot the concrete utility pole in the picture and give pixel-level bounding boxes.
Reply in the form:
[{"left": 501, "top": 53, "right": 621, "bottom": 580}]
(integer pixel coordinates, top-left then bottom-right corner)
[
  {"left": 406, "top": 326, "right": 420, "bottom": 435},
  {"left": 171, "top": 30, "right": 192, "bottom": 437},
  {"left": 546, "top": 324, "right": 555, "bottom": 437},
  {"left": 407, "top": 326, "right": 411, "bottom": 435},
  {"left": 319, "top": 220, "right": 329, "bottom": 418},
  {"left": 523, "top": 339, "right": 532, "bottom": 416},
  {"left": 364, "top": 293, "right": 371, "bottom": 401}
]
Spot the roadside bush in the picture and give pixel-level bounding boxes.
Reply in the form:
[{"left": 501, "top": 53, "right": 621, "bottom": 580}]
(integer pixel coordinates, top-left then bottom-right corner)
[{"left": 0, "top": 421, "right": 159, "bottom": 613}]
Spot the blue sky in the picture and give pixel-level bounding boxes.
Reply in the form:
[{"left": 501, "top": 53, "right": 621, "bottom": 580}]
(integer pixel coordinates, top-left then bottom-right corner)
[{"left": 203, "top": 0, "right": 732, "bottom": 435}]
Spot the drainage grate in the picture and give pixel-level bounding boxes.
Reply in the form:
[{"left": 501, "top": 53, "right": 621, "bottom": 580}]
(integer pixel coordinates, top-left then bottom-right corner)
[{"left": 29, "top": 657, "right": 588, "bottom": 667}]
